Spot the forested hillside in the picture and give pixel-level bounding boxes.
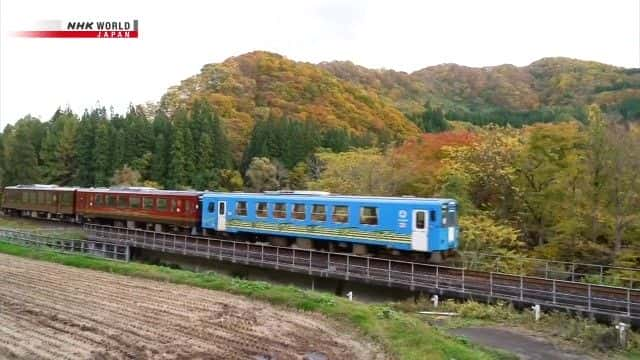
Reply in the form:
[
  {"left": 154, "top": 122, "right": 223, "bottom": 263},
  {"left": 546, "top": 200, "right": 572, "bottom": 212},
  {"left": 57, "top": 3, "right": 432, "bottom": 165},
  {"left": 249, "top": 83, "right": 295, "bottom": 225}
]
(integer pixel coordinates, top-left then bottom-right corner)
[{"left": 1, "top": 51, "right": 639, "bottom": 273}]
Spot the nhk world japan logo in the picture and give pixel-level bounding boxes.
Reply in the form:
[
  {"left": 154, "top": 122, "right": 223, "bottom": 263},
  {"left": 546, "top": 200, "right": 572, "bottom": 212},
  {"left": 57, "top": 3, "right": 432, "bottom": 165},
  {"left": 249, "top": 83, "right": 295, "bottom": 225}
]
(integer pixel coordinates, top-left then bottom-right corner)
[{"left": 15, "top": 20, "right": 139, "bottom": 38}]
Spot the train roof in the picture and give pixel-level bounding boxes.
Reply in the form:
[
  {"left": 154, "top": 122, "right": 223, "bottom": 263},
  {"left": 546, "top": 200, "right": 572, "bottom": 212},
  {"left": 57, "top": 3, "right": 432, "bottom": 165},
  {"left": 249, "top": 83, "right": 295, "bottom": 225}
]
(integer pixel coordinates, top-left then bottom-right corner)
[
  {"left": 78, "top": 187, "right": 202, "bottom": 196},
  {"left": 5, "top": 184, "right": 78, "bottom": 191},
  {"left": 201, "top": 191, "right": 456, "bottom": 205}
]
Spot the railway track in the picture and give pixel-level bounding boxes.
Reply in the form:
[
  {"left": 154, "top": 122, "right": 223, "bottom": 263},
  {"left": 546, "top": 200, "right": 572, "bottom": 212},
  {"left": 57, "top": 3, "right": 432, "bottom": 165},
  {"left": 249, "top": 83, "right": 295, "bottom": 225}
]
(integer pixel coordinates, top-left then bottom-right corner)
[
  {"left": 77, "top": 224, "right": 640, "bottom": 321},
  {"left": 4, "top": 214, "right": 640, "bottom": 288},
  {"left": 2, "top": 219, "right": 640, "bottom": 321}
]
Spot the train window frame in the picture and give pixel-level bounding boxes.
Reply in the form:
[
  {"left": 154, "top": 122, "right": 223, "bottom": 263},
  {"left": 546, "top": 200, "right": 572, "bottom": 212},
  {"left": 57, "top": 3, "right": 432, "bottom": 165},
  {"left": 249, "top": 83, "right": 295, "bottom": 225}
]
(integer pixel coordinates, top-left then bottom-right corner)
[
  {"left": 29, "top": 191, "right": 36, "bottom": 204},
  {"left": 273, "top": 203, "right": 287, "bottom": 219},
  {"left": 332, "top": 205, "right": 349, "bottom": 223},
  {"left": 256, "top": 202, "right": 268, "bottom": 218},
  {"left": 143, "top": 197, "right": 153, "bottom": 209},
  {"left": 96, "top": 194, "right": 104, "bottom": 206},
  {"left": 218, "top": 201, "right": 225, "bottom": 215},
  {"left": 185, "top": 200, "right": 192, "bottom": 213},
  {"left": 292, "top": 203, "right": 306, "bottom": 220},
  {"left": 157, "top": 198, "right": 168, "bottom": 211},
  {"left": 117, "top": 196, "right": 128, "bottom": 208},
  {"left": 106, "top": 195, "right": 117, "bottom": 207},
  {"left": 235, "top": 201, "right": 248, "bottom": 216},
  {"left": 130, "top": 196, "right": 141, "bottom": 209},
  {"left": 176, "top": 199, "right": 183, "bottom": 212},
  {"left": 207, "top": 202, "right": 215, "bottom": 213},
  {"left": 171, "top": 199, "right": 177, "bottom": 212},
  {"left": 46, "top": 193, "right": 53, "bottom": 205},
  {"left": 360, "top": 206, "right": 379, "bottom": 226},
  {"left": 311, "top": 204, "right": 326, "bottom": 222},
  {"left": 22, "top": 191, "right": 29, "bottom": 204}
]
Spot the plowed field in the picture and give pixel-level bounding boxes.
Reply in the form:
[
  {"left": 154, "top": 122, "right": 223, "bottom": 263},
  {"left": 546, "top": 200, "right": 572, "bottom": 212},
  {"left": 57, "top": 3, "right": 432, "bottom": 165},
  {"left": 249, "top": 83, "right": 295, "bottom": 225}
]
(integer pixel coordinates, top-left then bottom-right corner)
[{"left": 0, "top": 254, "right": 382, "bottom": 359}]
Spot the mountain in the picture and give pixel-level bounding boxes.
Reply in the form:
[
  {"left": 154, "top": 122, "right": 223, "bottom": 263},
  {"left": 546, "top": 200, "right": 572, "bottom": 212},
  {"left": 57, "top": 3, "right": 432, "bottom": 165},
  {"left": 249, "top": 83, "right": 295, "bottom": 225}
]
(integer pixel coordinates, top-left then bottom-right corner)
[
  {"left": 320, "top": 57, "right": 640, "bottom": 119},
  {"left": 160, "top": 51, "right": 419, "bottom": 155},
  {"left": 160, "top": 52, "right": 640, "bottom": 154}
]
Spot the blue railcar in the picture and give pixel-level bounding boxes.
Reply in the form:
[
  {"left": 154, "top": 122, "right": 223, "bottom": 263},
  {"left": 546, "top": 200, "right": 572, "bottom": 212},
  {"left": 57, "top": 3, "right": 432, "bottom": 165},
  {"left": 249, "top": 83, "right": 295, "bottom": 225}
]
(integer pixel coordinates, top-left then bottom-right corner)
[{"left": 200, "top": 191, "right": 458, "bottom": 254}]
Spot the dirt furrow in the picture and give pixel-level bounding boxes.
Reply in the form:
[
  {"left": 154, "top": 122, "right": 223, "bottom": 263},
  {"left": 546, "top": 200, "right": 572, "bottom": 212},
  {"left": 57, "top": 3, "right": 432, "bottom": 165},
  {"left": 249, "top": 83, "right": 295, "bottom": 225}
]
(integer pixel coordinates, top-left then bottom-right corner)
[{"left": 0, "top": 253, "right": 383, "bottom": 359}]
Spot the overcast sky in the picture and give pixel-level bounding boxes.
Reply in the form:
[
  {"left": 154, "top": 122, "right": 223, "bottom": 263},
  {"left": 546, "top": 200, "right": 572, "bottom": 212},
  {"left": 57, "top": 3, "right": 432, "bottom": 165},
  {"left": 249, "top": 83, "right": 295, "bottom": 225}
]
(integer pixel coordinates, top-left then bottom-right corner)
[{"left": 1, "top": 0, "right": 638, "bottom": 127}]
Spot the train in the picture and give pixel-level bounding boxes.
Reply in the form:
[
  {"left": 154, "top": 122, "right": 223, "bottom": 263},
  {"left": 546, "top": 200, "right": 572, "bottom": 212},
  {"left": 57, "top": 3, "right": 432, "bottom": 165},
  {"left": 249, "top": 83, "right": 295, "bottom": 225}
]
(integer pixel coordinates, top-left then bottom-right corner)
[{"left": 1, "top": 185, "right": 459, "bottom": 261}]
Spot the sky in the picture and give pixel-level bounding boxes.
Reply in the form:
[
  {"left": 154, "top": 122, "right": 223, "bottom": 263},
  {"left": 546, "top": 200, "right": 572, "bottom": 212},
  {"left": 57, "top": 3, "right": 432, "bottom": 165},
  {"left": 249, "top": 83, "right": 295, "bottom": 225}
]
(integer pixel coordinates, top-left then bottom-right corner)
[{"left": 0, "top": 0, "right": 638, "bottom": 127}]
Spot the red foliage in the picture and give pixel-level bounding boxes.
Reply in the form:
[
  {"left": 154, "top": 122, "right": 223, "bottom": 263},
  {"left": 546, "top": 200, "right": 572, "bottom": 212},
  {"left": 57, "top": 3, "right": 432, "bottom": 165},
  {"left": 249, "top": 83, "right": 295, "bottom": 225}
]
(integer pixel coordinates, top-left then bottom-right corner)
[{"left": 393, "top": 131, "right": 477, "bottom": 173}]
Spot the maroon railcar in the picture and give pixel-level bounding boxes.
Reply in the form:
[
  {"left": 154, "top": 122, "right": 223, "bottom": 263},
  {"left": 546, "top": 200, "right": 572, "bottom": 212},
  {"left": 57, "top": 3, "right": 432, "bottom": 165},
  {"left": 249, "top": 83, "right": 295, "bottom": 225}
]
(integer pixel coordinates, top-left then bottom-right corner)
[
  {"left": 2, "top": 185, "right": 78, "bottom": 220},
  {"left": 75, "top": 188, "right": 202, "bottom": 230}
]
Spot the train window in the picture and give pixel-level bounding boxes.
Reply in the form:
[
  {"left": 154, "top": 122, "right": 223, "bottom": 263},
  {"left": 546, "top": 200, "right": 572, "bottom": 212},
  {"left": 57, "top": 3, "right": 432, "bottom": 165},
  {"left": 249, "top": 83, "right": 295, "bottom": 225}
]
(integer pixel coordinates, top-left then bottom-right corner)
[
  {"left": 171, "top": 199, "right": 177, "bottom": 212},
  {"left": 360, "top": 207, "right": 379, "bottom": 225},
  {"left": 62, "top": 193, "right": 73, "bottom": 206},
  {"left": 219, "top": 202, "right": 225, "bottom": 215},
  {"left": 207, "top": 202, "right": 215, "bottom": 213},
  {"left": 441, "top": 205, "right": 448, "bottom": 226},
  {"left": 332, "top": 205, "right": 349, "bottom": 223},
  {"left": 176, "top": 200, "right": 183, "bottom": 212},
  {"left": 447, "top": 208, "right": 457, "bottom": 227},
  {"left": 107, "top": 195, "right": 117, "bottom": 207},
  {"left": 130, "top": 197, "right": 141, "bottom": 209},
  {"left": 22, "top": 192, "right": 29, "bottom": 204},
  {"left": 311, "top": 204, "right": 326, "bottom": 222},
  {"left": 157, "top": 198, "right": 168, "bottom": 211},
  {"left": 29, "top": 191, "right": 37, "bottom": 204},
  {"left": 96, "top": 194, "right": 104, "bottom": 206},
  {"left": 118, "top": 196, "right": 128, "bottom": 208},
  {"left": 273, "top": 203, "right": 286, "bottom": 219},
  {"left": 430, "top": 210, "right": 436, "bottom": 222},
  {"left": 37, "top": 192, "right": 45, "bottom": 205},
  {"left": 46, "top": 193, "right": 53, "bottom": 205},
  {"left": 415, "top": 211, "right": 425, "bottom": 230},
  {"left": 235, "top": 201, "right": 248, "bottom": 216},
  {"left": 143, "top": 197, "right": 153, "bottom": 209},
  {"left": 292, "top": 204, "right": 306, "bottom": 220},
  {"left": 185, "top": 200, "right": 192, "bottom": 212},
  {"left": 256, "top": 202, "right": 268, "bottom": 218}
]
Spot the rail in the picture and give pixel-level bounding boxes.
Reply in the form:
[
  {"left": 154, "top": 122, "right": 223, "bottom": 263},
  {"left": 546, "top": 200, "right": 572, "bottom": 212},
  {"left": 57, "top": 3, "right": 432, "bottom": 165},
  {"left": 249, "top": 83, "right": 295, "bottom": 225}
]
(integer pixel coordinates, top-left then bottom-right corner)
[
  {"left": 0, "top": 227, "right": 129, "bottom": 261},
  {"left": 83, "top": 224, "right": 640, "bottom": 320}
]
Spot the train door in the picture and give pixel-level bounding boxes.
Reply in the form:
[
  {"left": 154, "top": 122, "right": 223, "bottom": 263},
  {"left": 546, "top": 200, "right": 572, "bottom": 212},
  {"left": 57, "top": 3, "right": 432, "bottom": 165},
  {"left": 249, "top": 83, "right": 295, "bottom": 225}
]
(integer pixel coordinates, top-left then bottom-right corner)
[
  {"left": 217, "top": 201, "right": 227, "bottom": 231},
  {"left": 411, "top": 210, "right": 428, "bottom": 251}
]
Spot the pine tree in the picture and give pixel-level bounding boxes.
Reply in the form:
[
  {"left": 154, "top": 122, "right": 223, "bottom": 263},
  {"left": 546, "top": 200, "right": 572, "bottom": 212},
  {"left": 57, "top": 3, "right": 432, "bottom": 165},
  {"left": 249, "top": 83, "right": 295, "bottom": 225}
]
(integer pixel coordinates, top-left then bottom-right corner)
[
  {"left": 41, "top": 109, "right": 79, "bottom": 185},
  {"left": 93, "top": 120, "right": 112, "bottom": 187},
  {"left": 4, "top": 125, "right": 39, "bottom": 185},
  {"left": 75, "top": 111, "right": 97, "bottom": 186},
  {"left": 166, "top": 110, "right": 189, "bottom": 188}
]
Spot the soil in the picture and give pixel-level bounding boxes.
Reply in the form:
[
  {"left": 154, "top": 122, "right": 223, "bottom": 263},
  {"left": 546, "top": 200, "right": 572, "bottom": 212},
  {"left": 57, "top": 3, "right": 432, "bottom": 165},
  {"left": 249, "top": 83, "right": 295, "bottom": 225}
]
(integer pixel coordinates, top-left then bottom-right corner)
[
  {"left": 451, "top": 327, "right": 595, "bottom": 360},
  {"left": 0, "top": 253, "right": 384, "bottom": 359}
]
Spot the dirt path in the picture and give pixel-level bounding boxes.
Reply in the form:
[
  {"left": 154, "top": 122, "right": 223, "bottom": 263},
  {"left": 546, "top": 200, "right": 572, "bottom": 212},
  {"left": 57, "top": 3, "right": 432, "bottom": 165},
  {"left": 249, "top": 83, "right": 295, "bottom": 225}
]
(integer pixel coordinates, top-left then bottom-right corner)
[
  {"left": 451, "top": 327, "right": 594, "bottom": 360},
  {"left": 0, "top": 253, "right": 384, "bottom": 359}
]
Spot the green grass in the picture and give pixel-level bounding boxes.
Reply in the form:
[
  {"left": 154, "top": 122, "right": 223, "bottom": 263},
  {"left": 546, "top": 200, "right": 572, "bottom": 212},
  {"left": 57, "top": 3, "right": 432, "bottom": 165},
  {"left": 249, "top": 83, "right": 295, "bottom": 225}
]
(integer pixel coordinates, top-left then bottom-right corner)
[{"left": 0, "top": 241, "right": 511, "bottom": 360}]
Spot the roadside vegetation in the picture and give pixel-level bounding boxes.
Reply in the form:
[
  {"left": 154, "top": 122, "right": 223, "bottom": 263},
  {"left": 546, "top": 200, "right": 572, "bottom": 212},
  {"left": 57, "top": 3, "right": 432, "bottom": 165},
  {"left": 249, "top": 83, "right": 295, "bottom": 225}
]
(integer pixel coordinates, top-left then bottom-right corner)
[
  {"left": 394, "top": 297, "right": 640, "bottom": 359},
  {"left": 0, "top": 241, "right": 516, "bottom": 360}
]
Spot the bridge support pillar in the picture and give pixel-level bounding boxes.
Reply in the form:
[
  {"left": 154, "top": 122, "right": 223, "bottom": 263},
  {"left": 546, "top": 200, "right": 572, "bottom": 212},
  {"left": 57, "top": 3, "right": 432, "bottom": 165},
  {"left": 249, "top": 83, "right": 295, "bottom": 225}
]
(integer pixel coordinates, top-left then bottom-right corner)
[
  {"left": 352, "top": 244, "right": 368, "bottom": 256},
  {"left": 295, "top": 238, "right": 313, "bottom": 249}
]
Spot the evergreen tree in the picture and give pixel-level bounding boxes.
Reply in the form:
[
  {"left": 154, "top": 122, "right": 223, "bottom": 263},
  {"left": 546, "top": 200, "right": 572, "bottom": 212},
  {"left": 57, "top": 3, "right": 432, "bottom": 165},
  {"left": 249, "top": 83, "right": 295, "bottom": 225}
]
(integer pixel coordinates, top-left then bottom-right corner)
[
  {"left": 4, "top": 124, "right": 39, "bottom": 185},
  {"left": 93, "top": 119, "right": 112, "bottom": 187},
  {"left": 40, "top": 109, "right": 79, "bottom": 185},
  {"left": 75, "top": 110, "right": 98, "bottom": 185},
  {"left": 166, "top": 110, "right": 189, "bottom": 188}
]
